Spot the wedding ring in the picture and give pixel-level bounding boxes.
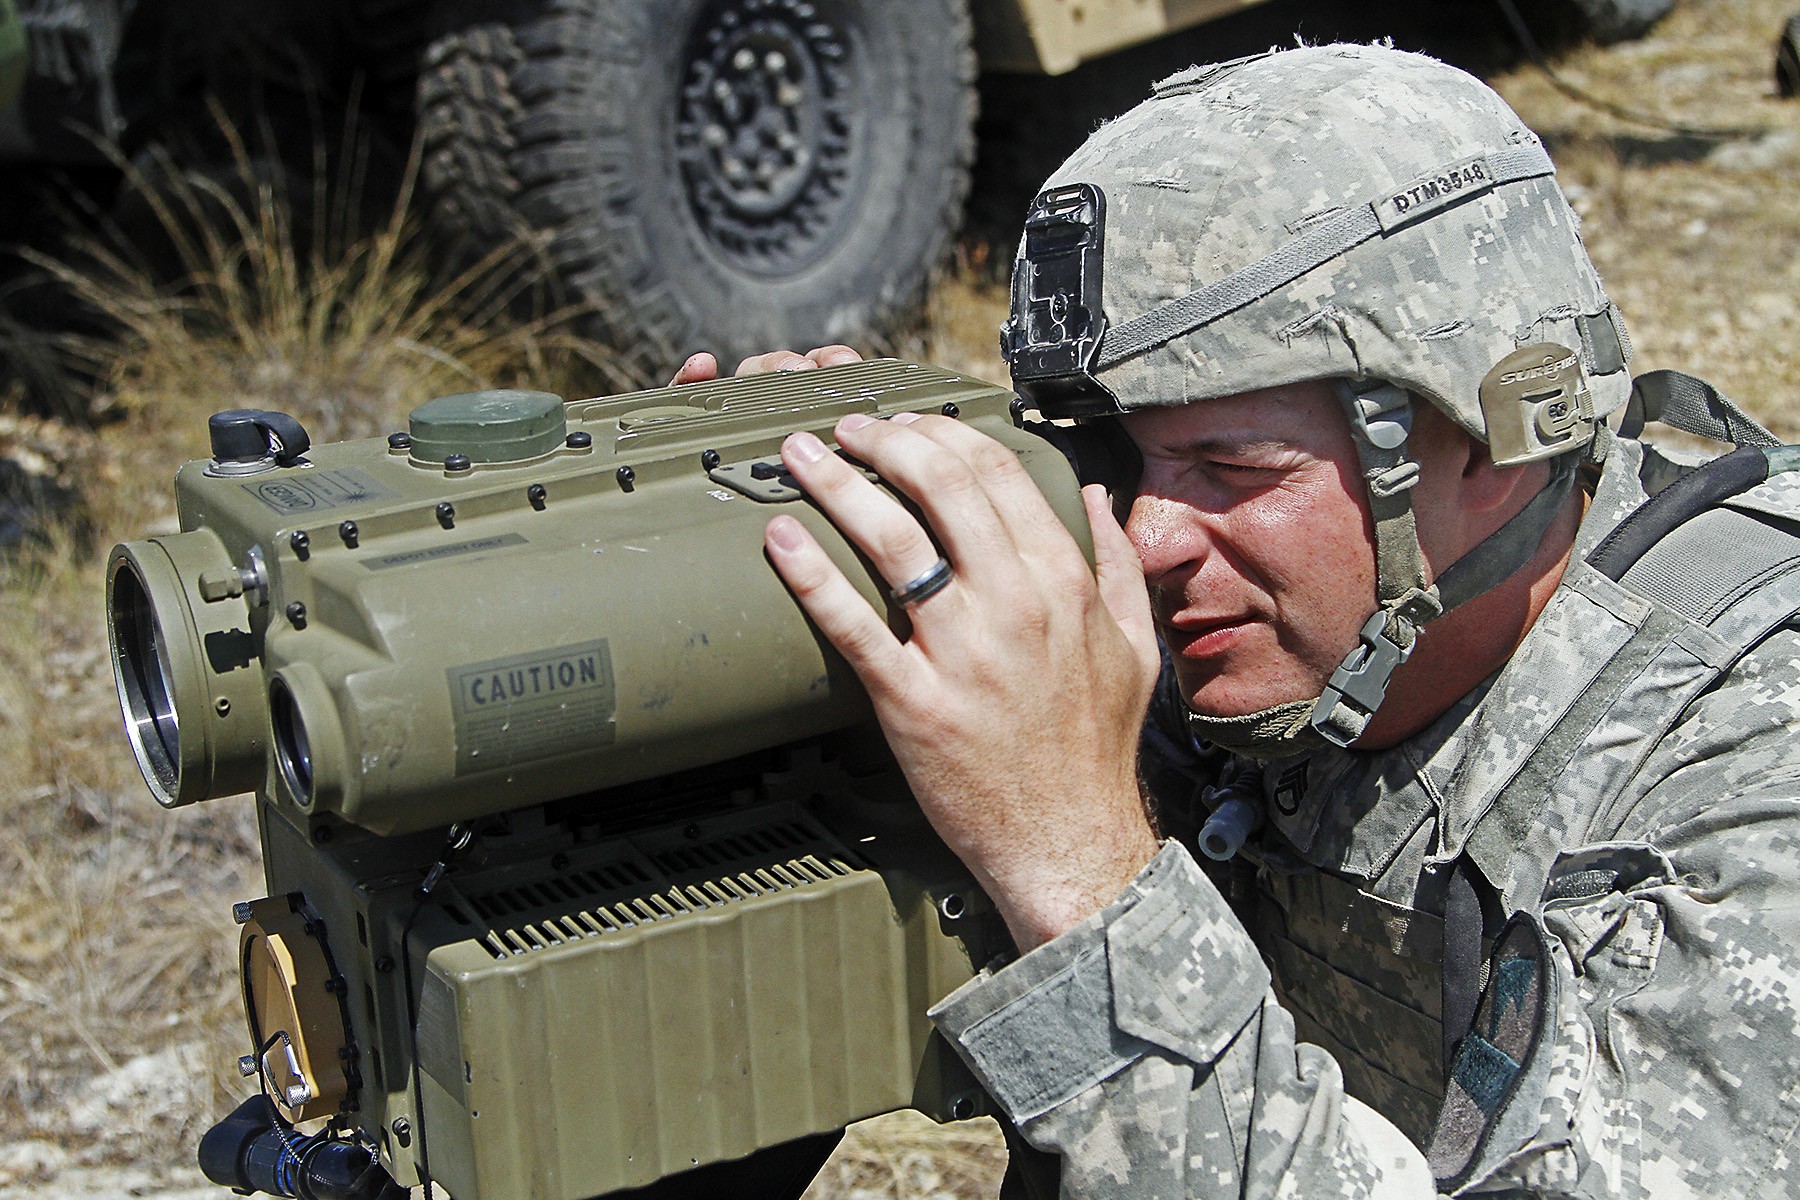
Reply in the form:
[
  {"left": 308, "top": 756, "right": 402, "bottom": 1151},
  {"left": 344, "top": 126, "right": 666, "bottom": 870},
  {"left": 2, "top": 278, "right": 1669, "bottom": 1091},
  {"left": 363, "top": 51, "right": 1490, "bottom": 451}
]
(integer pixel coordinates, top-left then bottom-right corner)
[{"left": 890, "top": 557, "right": 954, "bottom": 607}]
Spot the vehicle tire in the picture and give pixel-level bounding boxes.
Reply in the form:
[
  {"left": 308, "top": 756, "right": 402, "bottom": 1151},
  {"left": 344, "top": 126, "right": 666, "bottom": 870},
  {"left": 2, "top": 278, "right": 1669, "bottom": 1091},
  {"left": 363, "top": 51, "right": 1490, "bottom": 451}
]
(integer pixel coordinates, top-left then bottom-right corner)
[
  {"left": 1566, "top": 0, "right": 1675, "bottom": 44},
  {"left": 417, "top": 0, "right": 977, "bottom": 375},
  {"left": 1778, "top": 12, "right": 1800, "bottom": 98}
]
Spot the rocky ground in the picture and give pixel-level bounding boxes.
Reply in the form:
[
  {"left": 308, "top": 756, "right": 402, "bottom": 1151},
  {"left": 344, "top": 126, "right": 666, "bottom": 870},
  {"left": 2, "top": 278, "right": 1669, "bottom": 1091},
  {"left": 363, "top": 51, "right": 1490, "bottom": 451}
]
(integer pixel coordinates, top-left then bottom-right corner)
[{"left": 2, "top": 0, "right": 1795, "bottom": 1197}]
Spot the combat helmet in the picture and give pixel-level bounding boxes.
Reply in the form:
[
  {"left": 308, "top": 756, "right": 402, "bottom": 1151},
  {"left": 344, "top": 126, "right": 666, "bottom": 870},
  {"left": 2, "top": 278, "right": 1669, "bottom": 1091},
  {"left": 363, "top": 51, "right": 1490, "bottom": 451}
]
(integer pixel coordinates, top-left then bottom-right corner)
[{"left": 1000, "top": 43, "right": 1632, "bottom": 755}]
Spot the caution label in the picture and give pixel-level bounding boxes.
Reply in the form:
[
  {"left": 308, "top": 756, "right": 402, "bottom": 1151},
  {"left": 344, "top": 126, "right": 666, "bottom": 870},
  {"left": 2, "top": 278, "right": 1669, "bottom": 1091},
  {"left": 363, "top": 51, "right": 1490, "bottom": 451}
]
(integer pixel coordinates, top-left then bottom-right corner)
[{"left": 447, "top": 640, "right": 616, "bottom": 776}]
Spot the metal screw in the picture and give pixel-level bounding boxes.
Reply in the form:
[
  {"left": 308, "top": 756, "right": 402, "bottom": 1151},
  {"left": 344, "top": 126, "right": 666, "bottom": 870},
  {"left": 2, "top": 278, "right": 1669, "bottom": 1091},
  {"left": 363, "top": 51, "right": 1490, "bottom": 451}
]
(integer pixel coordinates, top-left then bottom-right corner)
[
  {"left": 214, "top": 697, "right": 232, "bottom": 717},
  {"left": 701, "top": 449, "right": 722, "bottom": 471},
  {"left": 285, "top": 1083, "right": 312, "bottom": 1108},
  {"left": 436, "top": 502, "right": 456, "bottom": 529},
  {"left": 1008, "top": 398, "right": 1028, "bottom": 426},
  {"left": 527, "top": 484, "right": 547, "bottom": 510},
  {"left": 237, "top": 1055, "right": 258, "bottom": 1078},
  {"left": 387, "top": 431, "right": 412, "bottom": 450},
  {"left": 375, "top": 955, "right": 395, "bottom": 974},
  {"left": 232, "top": 901, "right": 254, "bottom": 925},
  {"left": 338, "top": 520, "right": 359, "bottom": 548},
  {"left": 289, "top": 530, "right": 310, "bottom": 559},
  {"left": 445, "top": 454, "right": 472, "bottom": 473},
  {"left": 616, "top": 465, "right": 636, "bottom": 492},
  {"left": 285, "top": 601, "right": 307, "bottom": 629},
  {"left": 940, "top": 402, "right": 960, "bottom": 418},
  {"left": 391, "top": 1118, "right": 412, "bottom": 1147},
  {"left": 566, "top": 431, "right": 593, "bottom": 449}
]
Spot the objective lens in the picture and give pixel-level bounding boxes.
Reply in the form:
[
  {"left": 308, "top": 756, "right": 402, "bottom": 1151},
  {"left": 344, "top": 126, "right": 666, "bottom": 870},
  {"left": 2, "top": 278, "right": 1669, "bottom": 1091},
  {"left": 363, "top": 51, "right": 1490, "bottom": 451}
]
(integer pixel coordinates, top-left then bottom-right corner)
[
  {"left": 270, "top": 678, "right": 314, "bottom": 805},
  {"left": 110, "top": 560, "right": 181, "bottom": 799}
]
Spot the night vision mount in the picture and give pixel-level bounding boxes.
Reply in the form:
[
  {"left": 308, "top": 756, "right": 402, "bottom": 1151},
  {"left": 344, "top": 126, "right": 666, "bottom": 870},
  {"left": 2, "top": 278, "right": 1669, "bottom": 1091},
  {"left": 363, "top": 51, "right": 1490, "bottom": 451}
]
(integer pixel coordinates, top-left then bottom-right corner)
[{"left": 1000, "top": 183, "right": 1122, "bottom": 418}]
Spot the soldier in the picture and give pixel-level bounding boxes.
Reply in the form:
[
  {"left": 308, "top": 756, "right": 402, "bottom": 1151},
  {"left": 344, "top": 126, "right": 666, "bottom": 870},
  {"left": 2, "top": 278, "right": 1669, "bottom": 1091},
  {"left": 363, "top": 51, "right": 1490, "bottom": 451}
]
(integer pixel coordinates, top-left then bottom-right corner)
[{"left": 676, "top": 44, "right": 1800, "bottom": 1197}]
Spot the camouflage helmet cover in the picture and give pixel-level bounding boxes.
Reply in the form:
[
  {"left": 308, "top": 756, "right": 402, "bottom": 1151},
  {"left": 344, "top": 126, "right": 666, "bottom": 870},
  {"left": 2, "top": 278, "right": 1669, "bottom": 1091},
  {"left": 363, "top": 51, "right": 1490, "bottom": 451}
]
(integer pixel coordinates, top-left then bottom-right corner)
[{"left": 1012, "top": 44, "right": 1632, "bottom": 463}]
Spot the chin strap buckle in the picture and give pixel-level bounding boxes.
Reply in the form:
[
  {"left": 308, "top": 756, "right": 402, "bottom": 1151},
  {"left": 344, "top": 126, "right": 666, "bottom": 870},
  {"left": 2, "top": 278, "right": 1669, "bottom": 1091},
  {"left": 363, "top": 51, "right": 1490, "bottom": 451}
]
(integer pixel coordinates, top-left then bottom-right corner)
[
  {"left": 1310, "top": 610, "right": 1416, "bottom": 748},
  {"left": 1347, "top": 382, "right": 1413, "bottom": 451}
]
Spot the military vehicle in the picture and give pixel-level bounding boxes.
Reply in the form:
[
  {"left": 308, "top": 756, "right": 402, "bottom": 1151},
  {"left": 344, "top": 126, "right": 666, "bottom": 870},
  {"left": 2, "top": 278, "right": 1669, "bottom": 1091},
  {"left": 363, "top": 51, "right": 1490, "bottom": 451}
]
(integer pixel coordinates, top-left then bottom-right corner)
[
  {"left": 2, "top": 0, "right": 1671, "bottom": 376},
  {"left": 105, "top": 359, "right": 1132, "bottom": 1198}
]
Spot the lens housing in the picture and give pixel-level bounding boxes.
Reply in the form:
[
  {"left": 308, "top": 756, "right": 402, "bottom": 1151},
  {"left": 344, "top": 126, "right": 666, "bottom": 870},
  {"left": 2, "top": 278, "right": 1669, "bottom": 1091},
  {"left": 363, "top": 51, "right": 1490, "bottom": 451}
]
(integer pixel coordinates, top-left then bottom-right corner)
[
  {"left": 265, "top": 664, "right": 345, "bottom": 813},
  {"left": 107, "top": 535, "right": 269, "bottom": 806},
  {"left": 270, "top": 677, "right": 313, "bottom": 806},
  {"left": 110, "top": 556, "right": 183, "bottom": 798}
]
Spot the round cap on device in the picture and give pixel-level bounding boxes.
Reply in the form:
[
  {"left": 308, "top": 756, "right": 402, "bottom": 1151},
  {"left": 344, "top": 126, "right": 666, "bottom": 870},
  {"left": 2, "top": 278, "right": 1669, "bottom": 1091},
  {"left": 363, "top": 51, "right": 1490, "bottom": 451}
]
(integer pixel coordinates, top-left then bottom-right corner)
[
  {"left": 407, "top": 390, "right": 568, "bottom": 465},
  {"left": 209, "top": 410, "right": 276, "bottom": 463}
]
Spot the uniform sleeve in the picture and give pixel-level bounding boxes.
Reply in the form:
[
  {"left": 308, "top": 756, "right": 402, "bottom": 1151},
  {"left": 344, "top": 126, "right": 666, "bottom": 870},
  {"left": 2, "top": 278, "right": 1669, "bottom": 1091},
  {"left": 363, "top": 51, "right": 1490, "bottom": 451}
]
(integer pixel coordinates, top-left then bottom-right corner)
[
  {"left": 931, "top": 623, "right": 1800, "bottom": 1198},
  {"left": 930, "top": 783, "right": 1800, "bottom": 1198},
  {"left": 929, "top": 841, "right": 1437, "bottom": 1198}
]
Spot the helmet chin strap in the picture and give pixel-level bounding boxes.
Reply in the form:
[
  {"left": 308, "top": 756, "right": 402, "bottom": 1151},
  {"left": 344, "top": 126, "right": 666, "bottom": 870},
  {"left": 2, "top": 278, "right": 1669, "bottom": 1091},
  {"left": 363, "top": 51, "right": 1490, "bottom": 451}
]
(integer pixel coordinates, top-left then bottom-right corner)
[{"left": 1189, "top": 382, "right": 1580, "bottom": 758}]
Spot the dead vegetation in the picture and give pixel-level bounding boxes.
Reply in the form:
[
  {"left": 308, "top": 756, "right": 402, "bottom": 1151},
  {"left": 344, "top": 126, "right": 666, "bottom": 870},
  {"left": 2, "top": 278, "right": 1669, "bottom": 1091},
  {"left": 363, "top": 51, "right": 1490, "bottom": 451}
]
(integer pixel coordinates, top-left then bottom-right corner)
[
  {"left": 0, "top": 131, "right": 635, "bottom": 1192},
  {"left": 0, "top": 0, "right": 1796, "bottom": 1195}
]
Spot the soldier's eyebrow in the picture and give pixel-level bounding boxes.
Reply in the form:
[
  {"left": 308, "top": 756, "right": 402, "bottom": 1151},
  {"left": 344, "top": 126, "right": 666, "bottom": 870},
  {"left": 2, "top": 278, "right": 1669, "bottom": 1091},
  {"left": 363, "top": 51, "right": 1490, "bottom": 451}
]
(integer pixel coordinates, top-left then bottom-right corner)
[{"left": 1163, "top": 434, "right": 1299, "bottom": 460}]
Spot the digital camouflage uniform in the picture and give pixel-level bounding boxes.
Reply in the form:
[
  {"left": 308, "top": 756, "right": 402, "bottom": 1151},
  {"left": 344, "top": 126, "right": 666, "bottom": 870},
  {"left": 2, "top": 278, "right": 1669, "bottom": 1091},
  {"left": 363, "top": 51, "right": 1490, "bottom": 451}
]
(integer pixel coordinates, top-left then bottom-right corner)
[
  {"left": 933, "top": 440, "right": 1800, "bottom": 1197},
  {"left": 932, "top": 43, "right": 1800, "bottom": 1199}
]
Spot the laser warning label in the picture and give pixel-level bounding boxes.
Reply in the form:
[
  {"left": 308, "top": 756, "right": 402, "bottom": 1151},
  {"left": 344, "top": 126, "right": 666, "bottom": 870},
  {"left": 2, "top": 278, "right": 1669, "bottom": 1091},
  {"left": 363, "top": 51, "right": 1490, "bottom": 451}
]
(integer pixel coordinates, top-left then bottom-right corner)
[
  {"left": 448, "top": 640, "right": 616, "bottom": 776},
  {"left": 243, "top": 468, "right": 398, "bottom": 515}
]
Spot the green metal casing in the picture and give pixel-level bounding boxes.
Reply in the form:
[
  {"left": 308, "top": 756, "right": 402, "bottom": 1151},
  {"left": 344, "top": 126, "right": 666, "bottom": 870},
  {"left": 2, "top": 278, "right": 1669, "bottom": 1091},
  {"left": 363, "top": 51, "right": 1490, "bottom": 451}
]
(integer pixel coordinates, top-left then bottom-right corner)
[{"left": 111, "top": 362, "right": 1087, "bottom": 1198}]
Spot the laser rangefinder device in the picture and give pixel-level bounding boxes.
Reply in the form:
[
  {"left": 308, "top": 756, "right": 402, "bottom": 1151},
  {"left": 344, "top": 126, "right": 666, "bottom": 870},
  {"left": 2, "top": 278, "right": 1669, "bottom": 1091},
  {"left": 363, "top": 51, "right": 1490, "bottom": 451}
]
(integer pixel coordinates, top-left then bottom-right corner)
[{"left": 106, "top": 360, "right": 1097, "bottom": 1200}]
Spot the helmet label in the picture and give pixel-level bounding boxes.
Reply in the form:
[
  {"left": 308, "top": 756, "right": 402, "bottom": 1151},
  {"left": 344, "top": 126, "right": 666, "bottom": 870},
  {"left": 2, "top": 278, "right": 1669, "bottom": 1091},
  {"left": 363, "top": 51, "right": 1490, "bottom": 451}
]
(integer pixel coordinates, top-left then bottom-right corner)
[{"left": 1375, "top": 156, "right": 1495, "bottom": 232}]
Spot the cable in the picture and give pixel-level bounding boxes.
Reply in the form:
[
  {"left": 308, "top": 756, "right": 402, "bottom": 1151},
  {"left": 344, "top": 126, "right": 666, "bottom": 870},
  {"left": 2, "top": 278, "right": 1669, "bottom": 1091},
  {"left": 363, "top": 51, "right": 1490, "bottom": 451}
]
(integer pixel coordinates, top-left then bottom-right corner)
[
  {"left": 1495, "top": 0, "right": 1767, "bottom": 141},
  {"left": 398, "top": 823, "right": 475, "bottom": 1200}
]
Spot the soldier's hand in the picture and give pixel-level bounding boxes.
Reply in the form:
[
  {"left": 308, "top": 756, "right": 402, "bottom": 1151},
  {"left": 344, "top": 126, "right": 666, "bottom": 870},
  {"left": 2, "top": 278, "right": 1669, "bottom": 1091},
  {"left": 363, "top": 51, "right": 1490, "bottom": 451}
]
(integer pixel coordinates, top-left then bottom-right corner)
[
  {"left": 763, "top": 411, "right": 1162, "bottom": 952},
  {"left": 669, "top": 346, "right": 863, "bottom": 386}
]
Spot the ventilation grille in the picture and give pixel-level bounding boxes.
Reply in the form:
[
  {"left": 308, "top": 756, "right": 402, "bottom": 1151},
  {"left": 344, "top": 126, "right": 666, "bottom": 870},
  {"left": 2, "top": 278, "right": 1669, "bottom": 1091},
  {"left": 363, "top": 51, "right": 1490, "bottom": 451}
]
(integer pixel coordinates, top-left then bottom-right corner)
[{"left": 461, "top": 820, "right": 856, "bottom": 960}]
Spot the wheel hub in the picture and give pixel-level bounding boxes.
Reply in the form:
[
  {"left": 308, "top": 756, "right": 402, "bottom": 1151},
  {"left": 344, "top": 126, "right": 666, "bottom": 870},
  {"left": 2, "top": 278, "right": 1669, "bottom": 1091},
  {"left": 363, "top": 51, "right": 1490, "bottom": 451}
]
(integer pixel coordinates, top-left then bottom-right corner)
[{"left": 676, "top": 0, "right": 857, "bottom": 274}]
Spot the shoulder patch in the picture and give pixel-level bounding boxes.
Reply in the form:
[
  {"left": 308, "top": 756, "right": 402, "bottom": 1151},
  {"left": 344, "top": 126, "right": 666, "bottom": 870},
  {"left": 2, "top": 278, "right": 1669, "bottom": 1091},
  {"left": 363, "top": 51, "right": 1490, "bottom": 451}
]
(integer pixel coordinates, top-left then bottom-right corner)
[{"left": 1428, "top": 917, "right": 1551, "bottom": 1188}]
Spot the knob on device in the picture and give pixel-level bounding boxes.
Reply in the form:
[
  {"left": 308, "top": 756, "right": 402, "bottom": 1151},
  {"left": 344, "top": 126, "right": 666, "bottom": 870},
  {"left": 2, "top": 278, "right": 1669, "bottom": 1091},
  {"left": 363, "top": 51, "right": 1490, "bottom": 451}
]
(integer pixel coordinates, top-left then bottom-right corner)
[
  {"left": 208, "top": 410, "right": 313, "bottom": 474},
  {"left": 407, "top": 390, "right": 567, "bottom": 465}
]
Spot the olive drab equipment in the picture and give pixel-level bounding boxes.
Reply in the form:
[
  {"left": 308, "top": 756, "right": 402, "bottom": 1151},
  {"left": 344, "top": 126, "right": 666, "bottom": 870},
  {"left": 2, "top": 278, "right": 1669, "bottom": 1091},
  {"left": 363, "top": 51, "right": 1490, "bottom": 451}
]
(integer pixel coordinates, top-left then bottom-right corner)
[{"left": 105, "top": 361, "right": 1099, "bottom": 1200}]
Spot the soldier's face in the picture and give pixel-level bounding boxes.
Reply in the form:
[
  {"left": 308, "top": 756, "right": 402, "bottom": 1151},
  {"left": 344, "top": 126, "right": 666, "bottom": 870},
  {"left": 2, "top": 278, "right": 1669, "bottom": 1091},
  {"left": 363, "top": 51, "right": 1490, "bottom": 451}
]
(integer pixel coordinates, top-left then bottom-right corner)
[{"left": 1118, "top": 382, "right": 1379, "bottom": 720}]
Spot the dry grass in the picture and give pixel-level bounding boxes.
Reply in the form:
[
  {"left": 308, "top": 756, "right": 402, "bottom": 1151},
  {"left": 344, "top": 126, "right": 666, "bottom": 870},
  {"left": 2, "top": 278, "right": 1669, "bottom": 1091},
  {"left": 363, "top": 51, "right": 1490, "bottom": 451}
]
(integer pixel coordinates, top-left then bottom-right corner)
[
  {"left": 1487, "top": 0, "right": 1800, "bottom": 438},
  {"left": 1, "top": 1, "right": 1797, "bottom": 1195},
  {"left": 0, "top": 130, "right": 635, "bottom": 1188},
  {"left": 1490, "top": 0, "right": 1800, "bottom": 437}
]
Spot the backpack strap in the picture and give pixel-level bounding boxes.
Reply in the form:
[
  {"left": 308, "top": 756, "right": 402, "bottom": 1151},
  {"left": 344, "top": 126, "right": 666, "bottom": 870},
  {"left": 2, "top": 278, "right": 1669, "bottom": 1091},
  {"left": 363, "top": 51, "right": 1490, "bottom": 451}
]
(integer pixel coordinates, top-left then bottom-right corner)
[
  {"left": 1442, "top": 441, "right": 1800, "bottom": 1065},
  {"left": 1620, "top": 370, "right": 1779, "bottom": 447}
]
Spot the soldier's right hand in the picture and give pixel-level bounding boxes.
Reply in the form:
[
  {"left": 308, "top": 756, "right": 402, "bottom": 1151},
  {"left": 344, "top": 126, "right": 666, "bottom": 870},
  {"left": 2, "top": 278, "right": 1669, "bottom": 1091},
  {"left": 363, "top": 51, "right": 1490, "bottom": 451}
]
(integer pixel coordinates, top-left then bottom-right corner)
[{"left": 669, "top": 346, "right": 864, "bottom": 386}]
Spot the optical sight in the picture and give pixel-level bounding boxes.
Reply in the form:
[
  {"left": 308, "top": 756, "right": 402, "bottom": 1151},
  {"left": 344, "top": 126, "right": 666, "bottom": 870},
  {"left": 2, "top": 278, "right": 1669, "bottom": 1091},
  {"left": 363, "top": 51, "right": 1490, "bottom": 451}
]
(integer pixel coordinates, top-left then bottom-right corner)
[{"left": 107, "top": 361, "right": 1093, "bottom": 1200}]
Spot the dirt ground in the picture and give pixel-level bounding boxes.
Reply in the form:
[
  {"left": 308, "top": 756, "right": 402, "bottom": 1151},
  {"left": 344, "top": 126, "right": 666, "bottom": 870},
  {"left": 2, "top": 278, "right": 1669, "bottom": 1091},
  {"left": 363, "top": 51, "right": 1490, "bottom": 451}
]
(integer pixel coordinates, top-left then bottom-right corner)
[{"left": 2, "top": 0, "right": 1797, "bottom": 1197}]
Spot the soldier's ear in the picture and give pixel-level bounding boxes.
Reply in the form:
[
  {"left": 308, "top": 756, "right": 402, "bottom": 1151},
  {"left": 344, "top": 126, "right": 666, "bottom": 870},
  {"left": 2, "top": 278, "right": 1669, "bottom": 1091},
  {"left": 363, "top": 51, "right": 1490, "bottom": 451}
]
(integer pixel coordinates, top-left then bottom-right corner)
[{"left": 1417, "top": 403, "right": 1531, "bottom": 518}]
